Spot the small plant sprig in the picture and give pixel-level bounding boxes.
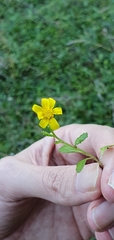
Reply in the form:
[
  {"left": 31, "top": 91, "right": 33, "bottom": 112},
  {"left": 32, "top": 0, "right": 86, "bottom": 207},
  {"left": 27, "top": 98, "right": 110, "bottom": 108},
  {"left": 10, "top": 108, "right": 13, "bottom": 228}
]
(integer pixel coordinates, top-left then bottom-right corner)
[
  {"left": 42, "top": 128, "right": 104, "bottom": 172},
  {"left": 32, "top": 97, "right": 114, "bottom": 172}
]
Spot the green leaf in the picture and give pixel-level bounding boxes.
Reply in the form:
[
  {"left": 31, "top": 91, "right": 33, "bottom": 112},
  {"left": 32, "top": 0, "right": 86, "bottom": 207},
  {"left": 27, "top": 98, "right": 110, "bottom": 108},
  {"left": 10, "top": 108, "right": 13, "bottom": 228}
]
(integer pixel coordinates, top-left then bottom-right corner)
[
  {"left": 59, "top": 145, "right": 77, "bottom": 153},
  {"left": 59, "top": 144, "right": 87, "bottom": 154},
  {"left": 100, "top": 144, "right": 114, "bottom": 160},
  {"left": 76, "top": 157, "right": 91, "bottom": 173},
  {"left": 75, "top": 132, "right": 88, "bottom": 146},
  {"left": 76, "top": 159, "right": 87, "bottom": 173},
  {"left": 42, "top": 131, "right": 53, "bottom": 137}
]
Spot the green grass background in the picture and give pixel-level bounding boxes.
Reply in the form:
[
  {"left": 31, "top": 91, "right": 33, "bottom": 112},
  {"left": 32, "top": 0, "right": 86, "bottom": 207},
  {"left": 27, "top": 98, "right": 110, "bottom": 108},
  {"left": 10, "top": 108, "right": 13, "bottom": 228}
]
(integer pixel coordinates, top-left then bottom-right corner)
[
  {"left": 0, "top": 0, "right": 114, "bottom": 160},
  {"left": 1, "top": 1, "right": 114, "bottom": 239}
]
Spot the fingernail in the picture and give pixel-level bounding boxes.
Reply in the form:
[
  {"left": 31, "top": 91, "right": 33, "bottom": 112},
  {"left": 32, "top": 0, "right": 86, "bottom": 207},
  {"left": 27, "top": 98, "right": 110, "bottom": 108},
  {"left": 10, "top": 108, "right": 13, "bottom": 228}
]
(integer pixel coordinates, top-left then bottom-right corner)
[
  {"left": 92, "top": 201, "right": 114, "bottom": 230},
  {"left": 108, "top": 171, "right": 114, "bottom": 189},
  {"left": 76, "top": 163, "right": 99, "bottom": 193}
]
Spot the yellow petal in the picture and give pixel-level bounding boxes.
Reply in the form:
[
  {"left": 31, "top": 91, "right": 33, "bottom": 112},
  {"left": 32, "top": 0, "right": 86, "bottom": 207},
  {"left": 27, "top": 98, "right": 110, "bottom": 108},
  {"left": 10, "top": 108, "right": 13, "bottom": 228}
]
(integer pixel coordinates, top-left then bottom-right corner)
[
  {"left": 37, "top": 112, "right": 44, "bottom": 120},
  {"left": 53, "top": 107, "right": 62, "bottom": 115},
  {"left": 49, "top": 98, "right": 56, "bottom": 109},
  {"left": 49, "top": 118, "right": 60, "bottom": 130},
  {"left": 41, "top": 98, "right": 49, "bottom": 109},
  {"left": 39, "top": 118, "right": 49, "bottom": 129},
  {"left": 32, "top": 104, "right": 43, "bottom": 114}
]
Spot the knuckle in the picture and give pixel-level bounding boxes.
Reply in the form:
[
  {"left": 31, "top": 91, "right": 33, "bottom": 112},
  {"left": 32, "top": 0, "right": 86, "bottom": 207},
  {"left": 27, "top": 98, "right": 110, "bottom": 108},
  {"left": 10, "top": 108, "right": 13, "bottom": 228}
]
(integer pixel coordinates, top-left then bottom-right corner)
[{"left": 43, "top": 167, "right": 72, "bottom": 205}]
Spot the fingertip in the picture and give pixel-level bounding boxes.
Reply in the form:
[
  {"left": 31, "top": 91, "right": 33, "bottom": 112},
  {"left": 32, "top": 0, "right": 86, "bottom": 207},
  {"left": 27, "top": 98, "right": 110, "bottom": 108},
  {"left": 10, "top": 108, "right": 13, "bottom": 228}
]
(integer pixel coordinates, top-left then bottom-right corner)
[
  {"left": 100, "top": 149, "right": 114, "bottom": 202},
  {"left": 95, "top": 230, "right": 113, "bottom": 240},
  {"left": 87, "top": 198, "right": 114, "bottom": 233},
  {"left": 76, "top": 163, "right": 102, "bottom": 196},
  {"left": 87, "top": 197, "right": 105, "bottom": 232}
]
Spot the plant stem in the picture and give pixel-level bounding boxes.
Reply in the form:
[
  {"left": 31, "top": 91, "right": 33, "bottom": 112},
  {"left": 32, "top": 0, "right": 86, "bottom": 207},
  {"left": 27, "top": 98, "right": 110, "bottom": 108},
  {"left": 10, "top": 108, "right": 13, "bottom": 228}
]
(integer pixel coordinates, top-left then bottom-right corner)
[{"left": 51, "top": 130, "right": 103, "bottom": 168}]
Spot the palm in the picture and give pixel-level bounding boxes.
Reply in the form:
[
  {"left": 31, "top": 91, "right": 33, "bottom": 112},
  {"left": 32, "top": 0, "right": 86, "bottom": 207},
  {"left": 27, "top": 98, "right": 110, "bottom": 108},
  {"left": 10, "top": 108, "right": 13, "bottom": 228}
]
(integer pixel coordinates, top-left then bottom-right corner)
[
  {"left": 2, "top": 198, "right": 93, "bottom": 240},
  {"left": 0, "top": 126, "right": 96, "bottom": 240}
]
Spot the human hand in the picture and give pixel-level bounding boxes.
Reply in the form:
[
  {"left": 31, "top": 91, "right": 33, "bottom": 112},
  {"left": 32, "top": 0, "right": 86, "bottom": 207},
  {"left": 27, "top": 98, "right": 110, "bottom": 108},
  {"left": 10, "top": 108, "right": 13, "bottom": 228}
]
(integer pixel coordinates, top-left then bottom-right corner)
[
  {"left": 85, "top": 125, "right": 114, "bottom": 240},
  {"left": 0, "top": 124, "right": 113, "bottom": 240}
]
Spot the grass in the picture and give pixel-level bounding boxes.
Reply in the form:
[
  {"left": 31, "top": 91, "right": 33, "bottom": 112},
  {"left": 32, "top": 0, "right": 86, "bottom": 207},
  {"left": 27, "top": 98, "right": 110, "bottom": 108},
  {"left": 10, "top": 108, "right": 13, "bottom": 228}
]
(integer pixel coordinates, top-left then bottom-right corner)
[
  {"left": 0, "top": 0, "right": 114, "bottom": 159},
  {"left": 1, "top": 1, "right": 114, "bottom": 239}
]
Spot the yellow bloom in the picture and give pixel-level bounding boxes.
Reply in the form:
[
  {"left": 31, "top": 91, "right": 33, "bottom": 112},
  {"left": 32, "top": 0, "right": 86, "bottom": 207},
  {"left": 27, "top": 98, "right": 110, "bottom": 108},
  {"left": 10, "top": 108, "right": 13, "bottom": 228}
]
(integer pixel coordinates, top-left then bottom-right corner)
[{"left": 32, "top": 98, "right": 62, "bottom": 130}]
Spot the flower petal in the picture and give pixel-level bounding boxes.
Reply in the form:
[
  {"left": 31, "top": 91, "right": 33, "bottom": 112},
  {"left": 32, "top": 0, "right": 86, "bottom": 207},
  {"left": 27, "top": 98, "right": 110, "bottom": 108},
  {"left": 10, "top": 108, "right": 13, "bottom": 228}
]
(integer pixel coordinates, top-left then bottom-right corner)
[
  {"left": 53, "top": 107, "right": 62, "bottom": 115},
  {"left": 32, "top": 104, "right": 43, "bottom": 114},
  {"left": 37, "top": 112, "right": 44, "bottom": 120},
  {"left": 49, "top": 98, "right": 56, "bottom": 109},
  {"left": 41, "top": 98, "right": 49, "bottom": 109},
  {"left": 39, "top": 118, "right": 49, "bottom": 129},
  {"left": 49, "top": 118, "right": 60, "bottom": 130}
]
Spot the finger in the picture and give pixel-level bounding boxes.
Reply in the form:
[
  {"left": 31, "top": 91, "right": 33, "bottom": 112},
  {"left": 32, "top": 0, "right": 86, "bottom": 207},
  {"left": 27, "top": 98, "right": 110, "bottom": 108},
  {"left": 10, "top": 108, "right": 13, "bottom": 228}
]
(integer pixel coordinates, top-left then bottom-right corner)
[
  {"left": 54, "top": 124, "right": 114, "bottom": 165},
  {"left": 15, "top": 124, "right": 114, "bottom": 166},
  {"left": 0, "top": 158, "right": 101, "bottom": 206},
  {"left": 99, "top": 149, "right": 114, "bottom": 203},
  {"left": 56, "top": 124, "right": 114, "bottom": 148},
  {"left": 87, "top": 198, "right": 114, "bottom": 239},
  {"left": 15, "top": 136, "right": 55, "bottom": 165},
  {"left": 69, "top": 124, "right": 114, "bottom": 203},
  {"left": 95, "top": 231, "right": 113, "bottom": 240},
  {"left": 87, "top": 197, "right": 114, "bottom": 240},
  {"left": 14, "top": 124, "right": 114, "bottom": 203},
  {"left": 56, "top": 124, "right": 114, "bottom": 204}
]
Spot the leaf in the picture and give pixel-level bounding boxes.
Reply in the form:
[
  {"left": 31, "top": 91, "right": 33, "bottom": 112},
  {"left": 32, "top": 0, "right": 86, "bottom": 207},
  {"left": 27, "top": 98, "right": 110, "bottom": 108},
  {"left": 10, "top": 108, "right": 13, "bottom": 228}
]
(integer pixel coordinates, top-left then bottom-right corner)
[
  {"left": 59, "top": 144, "right": 87, "bottom": 154},
  {"left": 75, "top": 132, "right": 88, "bottom": 146},
  {"left": 42, "top": 131, "right": 53, "bottom": 137},
  {"left": 59, "top": 145, "right": 78, "bottom": 153},
  {"left": 76, "top": 159, "right": 87, "bottom": 173},
  {"left": 100, "top": 144, "right": 114, "bottom": 160}
]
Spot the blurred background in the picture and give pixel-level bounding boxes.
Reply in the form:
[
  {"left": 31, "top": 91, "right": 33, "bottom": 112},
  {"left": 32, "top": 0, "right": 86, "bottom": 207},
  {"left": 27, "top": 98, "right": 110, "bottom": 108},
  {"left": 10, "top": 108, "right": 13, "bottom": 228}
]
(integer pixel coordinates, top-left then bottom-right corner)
[{"left": 0, "top": 0, "right": 114, "bottom": 158}]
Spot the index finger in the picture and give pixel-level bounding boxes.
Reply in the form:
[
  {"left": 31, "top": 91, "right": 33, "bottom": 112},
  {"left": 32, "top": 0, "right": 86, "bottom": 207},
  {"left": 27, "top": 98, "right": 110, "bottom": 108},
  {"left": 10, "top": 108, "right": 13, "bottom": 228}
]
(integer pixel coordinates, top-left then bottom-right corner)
[{"left": 55, "top": 124, "right": 114, "bottom": 164}]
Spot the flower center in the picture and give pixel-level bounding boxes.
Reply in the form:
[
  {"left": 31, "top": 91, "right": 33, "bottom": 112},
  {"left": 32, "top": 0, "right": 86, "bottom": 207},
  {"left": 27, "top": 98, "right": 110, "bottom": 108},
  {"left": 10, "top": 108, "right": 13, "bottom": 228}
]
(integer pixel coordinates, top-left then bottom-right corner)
[{"left": 43, "top": 109, "right": 54, "bottom": 119}]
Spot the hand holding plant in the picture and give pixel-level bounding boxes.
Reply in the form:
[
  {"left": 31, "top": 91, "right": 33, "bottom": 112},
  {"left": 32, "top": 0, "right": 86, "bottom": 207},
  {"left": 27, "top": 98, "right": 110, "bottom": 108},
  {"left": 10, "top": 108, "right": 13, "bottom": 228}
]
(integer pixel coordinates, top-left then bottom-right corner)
[{"left": 32, "top": 97, "right": 114, "bottom": 172}]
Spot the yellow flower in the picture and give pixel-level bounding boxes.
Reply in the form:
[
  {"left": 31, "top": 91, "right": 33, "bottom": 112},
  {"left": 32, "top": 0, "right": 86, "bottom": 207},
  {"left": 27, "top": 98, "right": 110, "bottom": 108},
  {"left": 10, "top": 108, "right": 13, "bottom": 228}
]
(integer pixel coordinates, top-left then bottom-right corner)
[{"left": 32, "top": 98, "right": 62, "bottom": 130}]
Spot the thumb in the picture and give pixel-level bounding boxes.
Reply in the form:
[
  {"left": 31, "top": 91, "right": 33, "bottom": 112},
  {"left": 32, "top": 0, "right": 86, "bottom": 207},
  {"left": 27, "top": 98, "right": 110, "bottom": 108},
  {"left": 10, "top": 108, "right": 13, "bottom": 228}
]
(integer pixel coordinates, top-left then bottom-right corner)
[{"left": 0, "top": 158, "right": 101, "bottom": 206}]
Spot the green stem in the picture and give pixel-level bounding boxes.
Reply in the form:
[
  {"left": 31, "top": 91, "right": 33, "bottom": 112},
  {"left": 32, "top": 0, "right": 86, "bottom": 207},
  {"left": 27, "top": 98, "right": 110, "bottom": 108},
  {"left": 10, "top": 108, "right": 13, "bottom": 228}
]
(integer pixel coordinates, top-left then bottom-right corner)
[{"left": 51, "top": 130, "right": 103, "bottom": 168}]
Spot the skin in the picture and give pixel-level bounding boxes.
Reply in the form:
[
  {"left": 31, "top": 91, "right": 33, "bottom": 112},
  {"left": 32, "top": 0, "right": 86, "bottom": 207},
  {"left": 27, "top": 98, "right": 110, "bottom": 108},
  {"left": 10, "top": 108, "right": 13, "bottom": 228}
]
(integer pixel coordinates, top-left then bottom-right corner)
[{"left": 1, "top": 124, "right": 114, "bottom": 240}]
